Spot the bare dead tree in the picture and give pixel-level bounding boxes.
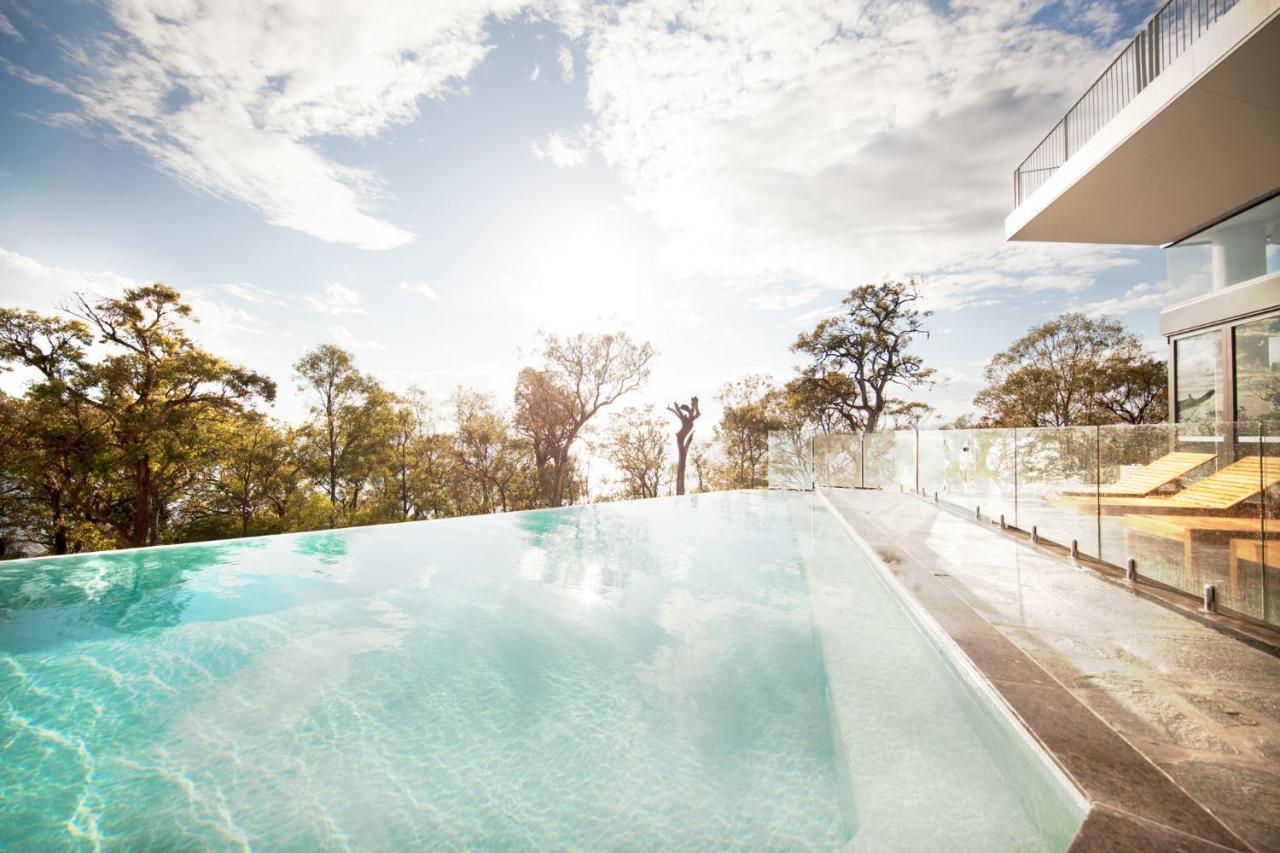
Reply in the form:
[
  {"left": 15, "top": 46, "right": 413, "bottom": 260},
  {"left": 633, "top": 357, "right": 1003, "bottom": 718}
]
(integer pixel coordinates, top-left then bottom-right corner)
[{"left": 666, "top": 396, "right": 700, "bottom": 496}]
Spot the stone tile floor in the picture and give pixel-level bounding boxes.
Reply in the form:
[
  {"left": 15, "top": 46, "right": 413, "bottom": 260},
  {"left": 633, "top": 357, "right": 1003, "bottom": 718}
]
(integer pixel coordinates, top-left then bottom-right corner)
[{"left": 822, "top": 488, "right": 1280, "bottom": 852}]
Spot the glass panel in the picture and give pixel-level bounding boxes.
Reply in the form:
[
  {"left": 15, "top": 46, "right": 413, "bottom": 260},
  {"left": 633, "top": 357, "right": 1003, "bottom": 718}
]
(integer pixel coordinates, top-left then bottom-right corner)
[
  {"left": 766, "top": 431, "right": 812, "bottom": 490},
  {"left": 1166, "top": 193, "right": 1280, "bottom": 295},
  {"left": 863, "top": 431, "right": 916, "bottom": 493},
  {"left": 1174, "top": 331, "right": 1221, "bottom": 423},
  {"left": 1234, "top": 316, "right": 1280, "bottom": 421},
  {"left": 813, "top": 433, "right": 862, "bottom": 489},
  {"left": 918, "top": 429, "right": 969, "bottom": 503},
  {"left": 1165, "top": 240, "right": 1213, "bottom": 303},
  {"left": 930, "top": 428, "right": 1015, "bottom": 526},
  {"left": 1015, "top": 426, "right": 1101, "bottom": 557},
  {"left": 1264, "top": 421, "right": 1280, "bottom": 627}
]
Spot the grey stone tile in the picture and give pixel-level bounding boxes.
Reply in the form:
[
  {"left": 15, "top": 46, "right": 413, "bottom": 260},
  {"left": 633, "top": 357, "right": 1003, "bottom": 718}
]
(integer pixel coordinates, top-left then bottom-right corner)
[
  {"left": 989, "top": 678, "right": 1242, "bottom": 849},
  {"left": 1068, "top": 804, "right": 1242, "bottom": 852}
]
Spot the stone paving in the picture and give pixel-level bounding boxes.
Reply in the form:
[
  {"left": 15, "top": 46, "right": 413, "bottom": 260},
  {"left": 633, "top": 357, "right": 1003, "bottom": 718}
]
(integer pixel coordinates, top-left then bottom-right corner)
[{"left": 822, "top": 487, "right": 1280, "bottom": 852}]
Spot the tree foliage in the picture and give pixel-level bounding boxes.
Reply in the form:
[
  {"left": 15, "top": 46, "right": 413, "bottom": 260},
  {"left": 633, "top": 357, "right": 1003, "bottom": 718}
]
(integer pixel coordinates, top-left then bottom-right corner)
[
  {"left": 973, "top": 313, "right": 1168, "bottom": 427},
  {"left": 603, "top": 406, "right": 668, "bottom": 499},
  {"left": 790, "top": 280, "right": 934, "bottom": 433}
]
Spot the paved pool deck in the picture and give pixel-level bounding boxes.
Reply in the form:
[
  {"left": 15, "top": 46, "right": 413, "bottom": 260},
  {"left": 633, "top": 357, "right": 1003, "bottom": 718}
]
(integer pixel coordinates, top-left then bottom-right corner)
[{"left": 820, "top": 487, "right": 1280, "bottom": 853}]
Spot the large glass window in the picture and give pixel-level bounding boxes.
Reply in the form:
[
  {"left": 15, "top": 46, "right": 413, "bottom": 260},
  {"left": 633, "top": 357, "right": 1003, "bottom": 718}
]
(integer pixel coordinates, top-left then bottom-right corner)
[
  {"left": 1234, "top": 316, "right": 1280, "bottom": 422},
  {"left": 1175, "top": 331, "right": 1222, "bottom": 424},
  {"left": 1166, "top": 194, "right": 1280, "bottom": 301}
]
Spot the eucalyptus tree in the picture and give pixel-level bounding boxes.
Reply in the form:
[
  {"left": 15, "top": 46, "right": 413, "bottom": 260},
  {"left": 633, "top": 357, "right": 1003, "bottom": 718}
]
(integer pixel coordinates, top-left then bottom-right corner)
[
  {"left": 791, "top": 279, "right": 934, "bottom": 433},
  {"left": 1, "top": 287, "right": 275, "bottom": 549},
  {"left": 712, "top": 375, "right": 785, "bottom": 489},
  {"left": 604, "top": 406, "right": 668, "bottom": 499},
  {"left": 974, "top": 313, "right": 1168, "bottom": 427},
  {"left": 294, "top": 344, "right": 394, "bottom": 528},
  {"left": 524, "top": 332, "right": 655, "bottom": 506}
]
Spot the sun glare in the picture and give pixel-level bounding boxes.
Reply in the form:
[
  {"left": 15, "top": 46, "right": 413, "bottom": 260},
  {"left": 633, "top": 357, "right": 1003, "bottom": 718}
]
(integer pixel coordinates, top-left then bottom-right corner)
[{"left": 518, "top": 216, "right": 646, "bottom": 331}]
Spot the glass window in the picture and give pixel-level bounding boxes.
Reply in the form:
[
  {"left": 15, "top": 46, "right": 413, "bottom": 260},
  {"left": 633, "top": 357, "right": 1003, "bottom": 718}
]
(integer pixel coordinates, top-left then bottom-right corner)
[
  {"left": 1166, "top": 193, "right": 1280, "bottom": 301},
  {"left": 1175, "top": 331, "right": 1221, "bottom": 424},
  {"left": 1234, "top": 316, "right": 1280, "bottom": 422}
]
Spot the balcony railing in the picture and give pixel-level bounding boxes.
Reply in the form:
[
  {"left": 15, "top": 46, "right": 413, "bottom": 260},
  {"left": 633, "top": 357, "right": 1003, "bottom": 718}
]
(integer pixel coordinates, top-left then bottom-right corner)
[
  {"left": 1013, "top": 0, "right": 1240, "bottom": 207},
  {"left": 768, "top": 421, "right": 1280, "bottom": 629}
]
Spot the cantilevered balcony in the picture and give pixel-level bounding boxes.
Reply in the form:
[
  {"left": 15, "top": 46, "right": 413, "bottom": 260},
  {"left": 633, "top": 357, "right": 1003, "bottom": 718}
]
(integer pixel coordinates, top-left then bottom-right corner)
[{"left": 1006, "top": 0, "right": 1280, "bottom": 245}]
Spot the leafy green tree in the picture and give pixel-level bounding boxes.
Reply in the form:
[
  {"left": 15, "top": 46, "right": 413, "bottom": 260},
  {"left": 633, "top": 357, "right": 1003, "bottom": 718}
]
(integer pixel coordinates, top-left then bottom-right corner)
[
  {"left": 181, "top": 412, "right": 302, "bottom": 539},
  {"left": 604, "top": 406, "right": 668, "bottom": 499},
  {"left": 294, "top": 344, "right": 395, "bottom": 527},
  {"left": 514, "top": 367, "right": 575, "bottom": 507},
  {"left": 791, "top": 279, "right": 934, "bottom": 433},
  {"left": 449, "top": 388, "right": 531, "bottom": 514},
  {"left": 1, "top": 287, "right": 275, "bottom": 549},
  {"left": 974, "top": 313, "right": 1168, "bottom": 427},
  {"left": 712, "top": 375, "right": 786, "bottom": 489}
]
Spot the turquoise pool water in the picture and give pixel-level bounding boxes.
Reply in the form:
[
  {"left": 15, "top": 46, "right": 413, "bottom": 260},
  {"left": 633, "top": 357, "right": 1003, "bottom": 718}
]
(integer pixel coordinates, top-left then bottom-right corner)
[{"left": 1, "top": 491, "right": 1084, "bottom": 849}]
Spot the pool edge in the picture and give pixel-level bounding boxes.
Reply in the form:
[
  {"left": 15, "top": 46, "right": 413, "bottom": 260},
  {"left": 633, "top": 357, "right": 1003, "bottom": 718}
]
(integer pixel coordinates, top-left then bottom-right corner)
[
  {"left": 811, "top": 489, "right": 1093, "bottom": 823},
  {"left": 815, "top": 487, "right": 1253, "bottom": 853}
]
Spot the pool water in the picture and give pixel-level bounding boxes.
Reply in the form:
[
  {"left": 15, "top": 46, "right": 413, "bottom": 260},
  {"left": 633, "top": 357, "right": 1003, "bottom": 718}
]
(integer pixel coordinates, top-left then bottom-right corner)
[{"left": 1, "top": 490, "right": 1084, "bottom": 849}]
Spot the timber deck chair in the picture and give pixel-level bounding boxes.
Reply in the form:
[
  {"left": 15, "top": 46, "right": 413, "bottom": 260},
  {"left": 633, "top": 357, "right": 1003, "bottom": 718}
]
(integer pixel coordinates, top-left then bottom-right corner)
[
  {"left": 1061, "top": 451, "right": 1215, "bottom": 497},
  {"left": 1082, "top": 456, "right": 1280, "bottom": 516}
]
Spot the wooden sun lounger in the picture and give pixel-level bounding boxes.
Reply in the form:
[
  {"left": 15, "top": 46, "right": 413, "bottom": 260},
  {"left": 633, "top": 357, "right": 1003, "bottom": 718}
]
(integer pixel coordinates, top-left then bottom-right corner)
[
  {"left": 1060, "top": 451, "right": 1215, "bottom": 497},
  {"left": 1075, "top": 456, "right": 1280, "bottom": 516},
  {"left": 1122, "top": 514, "right": 1280, "bottom": 594}
]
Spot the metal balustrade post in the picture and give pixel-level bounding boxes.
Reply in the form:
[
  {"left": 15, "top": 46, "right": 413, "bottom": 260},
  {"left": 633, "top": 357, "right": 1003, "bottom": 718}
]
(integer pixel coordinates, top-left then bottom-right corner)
[
  {"left": 1012, "top": 427, "right": 1019, "bottom": 529},
  {"left": 859, "top": 432, "right": 866, "bottom": 490},
  {"left": 1096, "top": 425, "right": 1103, "bottom": 560},
  {"left": 914, "top": 427, "right": 920, "bottom": 496}
]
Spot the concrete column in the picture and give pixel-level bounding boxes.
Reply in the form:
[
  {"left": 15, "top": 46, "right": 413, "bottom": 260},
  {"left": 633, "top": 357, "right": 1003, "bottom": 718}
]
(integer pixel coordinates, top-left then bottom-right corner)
[{"left": 1211, "top": 221, "right": 1267, "bottom": 290}]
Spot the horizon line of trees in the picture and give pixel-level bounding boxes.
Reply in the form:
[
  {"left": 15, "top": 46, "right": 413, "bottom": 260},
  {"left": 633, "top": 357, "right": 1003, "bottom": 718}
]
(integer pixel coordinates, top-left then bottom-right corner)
[{"left": 0, "top": 280, "right": 1167, "bottom": 558}]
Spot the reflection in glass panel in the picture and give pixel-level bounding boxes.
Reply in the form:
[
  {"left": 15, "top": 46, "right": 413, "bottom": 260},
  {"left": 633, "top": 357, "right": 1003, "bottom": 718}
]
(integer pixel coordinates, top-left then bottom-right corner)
[
  {"left": 1175, "top": 332, "right": 1221, "bottom": 423},
  {"left": 1235, "top": 316, "right": 1280, "bottom": 422},
  {"left": 1166, "top": 193, "right": 1280, "bottom": 298}
]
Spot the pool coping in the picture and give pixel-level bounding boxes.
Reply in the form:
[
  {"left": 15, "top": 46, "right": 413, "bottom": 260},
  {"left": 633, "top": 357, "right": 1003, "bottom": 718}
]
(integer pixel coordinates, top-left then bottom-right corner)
[{"left": 814, "top": 487, "right": 1255, "bottom": 852}]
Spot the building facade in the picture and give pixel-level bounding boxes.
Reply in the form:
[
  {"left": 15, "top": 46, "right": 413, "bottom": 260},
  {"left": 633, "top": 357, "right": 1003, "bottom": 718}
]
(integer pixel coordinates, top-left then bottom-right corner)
[{"left": 1006, "top": 0, "right": 1280, "bottom": 428}]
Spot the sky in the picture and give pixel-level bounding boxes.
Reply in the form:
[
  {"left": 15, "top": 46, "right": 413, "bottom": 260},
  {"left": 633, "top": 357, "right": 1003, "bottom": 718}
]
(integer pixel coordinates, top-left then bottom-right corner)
[{"left": 0, "top": 0, "right": 1171, "bottom": 429}]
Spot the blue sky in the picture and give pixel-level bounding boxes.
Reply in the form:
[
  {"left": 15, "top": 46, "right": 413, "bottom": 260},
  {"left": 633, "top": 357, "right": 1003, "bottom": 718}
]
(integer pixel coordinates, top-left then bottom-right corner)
[{"left": 0, "top": 0, "right": 1168, "bottom": 426}]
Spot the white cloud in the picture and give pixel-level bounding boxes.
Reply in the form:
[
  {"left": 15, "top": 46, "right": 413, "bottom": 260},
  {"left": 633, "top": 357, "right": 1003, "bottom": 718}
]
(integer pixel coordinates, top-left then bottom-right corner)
[
  {"left": 1075, "top": 277, "right": 1201, "bottom": 318},
  {"left": 529, "top": 62, "right": 541, "bottom": 81},
  {"left": 531, "top": 129, "right": 590, "bottom": 167},
  {"left": 748, "top": 288, "right": 819, "bottom": 310},
  {"left": 0, "top": 246, "right": 132, "bottom": 310},
  {"left": 398, "top": 281, "right": 438, "bottom": 299},
  {"left": 307, "top": 282, "right": 365, "bottom": 314},
  {"left": 581, "top": 0, "right": 1135, "bottom": 304},
  {"left": 665, "top": 295, "right": 701, "bottom": 329},
  {"left": 332, "top": 324, "right": 385, "bottom": 351},
  {"left": 218, "top": 282, "right": 288, "bottom": 306},
  {"left": 0, "top": 12, "right": 22, "bottom": 40},
  {"left": 9, "top": 0, "right": 544, "bottom": 249},
  {"left": 557, "top": 44, "right": 575, "bottom": 81}
]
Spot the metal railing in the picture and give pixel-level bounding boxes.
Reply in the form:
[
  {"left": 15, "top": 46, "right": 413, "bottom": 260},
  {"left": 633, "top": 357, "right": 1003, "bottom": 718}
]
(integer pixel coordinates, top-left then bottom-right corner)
[
  {"left": 1013, "top": 0, "right": 1240, "bottom": 206},
  {"left": 768, "top": 421, "right": 1280, "bottom": 629}
]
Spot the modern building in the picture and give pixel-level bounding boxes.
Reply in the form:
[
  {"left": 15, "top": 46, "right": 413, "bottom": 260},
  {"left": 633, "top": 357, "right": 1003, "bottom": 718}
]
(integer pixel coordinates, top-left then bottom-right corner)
[{"left": 1006, "top": 0, "right": 1280, "bottom": 427}]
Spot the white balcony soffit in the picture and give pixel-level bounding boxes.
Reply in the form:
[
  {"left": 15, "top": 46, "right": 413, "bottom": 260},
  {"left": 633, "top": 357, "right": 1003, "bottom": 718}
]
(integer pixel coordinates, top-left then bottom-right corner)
[{"left": 1007, "top": 0, "right": 1280, "bottom": 245}]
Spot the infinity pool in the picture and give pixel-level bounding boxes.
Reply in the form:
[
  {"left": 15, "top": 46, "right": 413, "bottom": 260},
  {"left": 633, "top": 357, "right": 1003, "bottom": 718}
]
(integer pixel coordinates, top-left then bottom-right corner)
[{"left": 0, "top": 490, "right": 1084, "bottom": 849}]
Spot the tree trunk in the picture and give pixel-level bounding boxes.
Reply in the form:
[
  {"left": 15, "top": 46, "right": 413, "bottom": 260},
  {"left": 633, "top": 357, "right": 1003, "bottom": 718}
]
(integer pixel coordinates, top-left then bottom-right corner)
[
  {"left": 131, "top": 455, "right": 152, "bottom": 548},
  {"left": 675, "top": 443, "right": 689, "bottom": 495},
  {"left": 551, "top": 450, "right": 569, "bottom": 507},
  {"left": 668, "top": 397, "right": 700, "bottom": 496},
  {"left": 52, "top": 490, "right": 68, "bottom": 555}
]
